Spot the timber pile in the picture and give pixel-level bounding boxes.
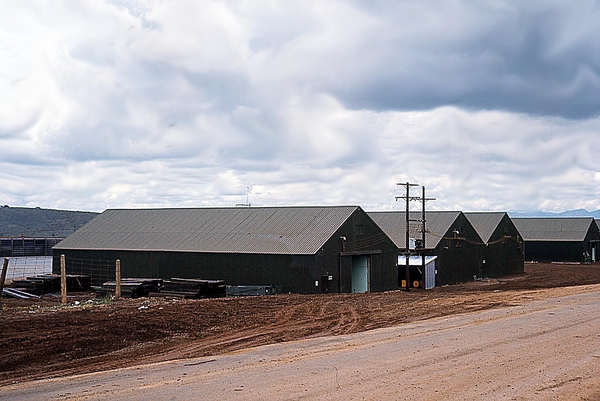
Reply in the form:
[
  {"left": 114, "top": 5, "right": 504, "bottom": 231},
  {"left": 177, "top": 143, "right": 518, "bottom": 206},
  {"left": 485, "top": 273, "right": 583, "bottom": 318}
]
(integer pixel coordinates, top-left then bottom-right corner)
[
  {"left": 94, "top": 278, "right": 226, "bottom": 299},
  {"left": 94, "top": 278, "right": 163, "bottom": 298},
  {"left": 226, "top": 285, "right": 283, "bottom": 296},
  {"left": 9, "top": 274, "right": 91, "bottom": 295},
  {"left": 156, "top": 278, "right": 226, "bottom": 299}
]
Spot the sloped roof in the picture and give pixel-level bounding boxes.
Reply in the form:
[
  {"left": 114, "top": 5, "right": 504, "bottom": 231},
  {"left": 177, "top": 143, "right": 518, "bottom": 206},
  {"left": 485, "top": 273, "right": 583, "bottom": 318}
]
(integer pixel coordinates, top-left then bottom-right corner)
[
  {"left": 512, "top": 217, "right": 595, "bottom": 241},
  {"left": 0, "top": 206, "right": 98, "bottom": 237},
  {"left": 368, "top": 211, "right": 462, "bottom": 249},
  {"left": 464, "top": 212, "right": 506, "bottom": 243},
  {"left": 54, "top": 206, "right": 360, "bottom": 255}
]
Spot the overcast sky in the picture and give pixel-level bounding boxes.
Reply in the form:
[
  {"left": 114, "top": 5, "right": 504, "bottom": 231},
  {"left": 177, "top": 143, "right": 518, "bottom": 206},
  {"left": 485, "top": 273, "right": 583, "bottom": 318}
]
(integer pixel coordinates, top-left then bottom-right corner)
[{"left": 1, "top": 0, "right": 599, "bottom": 213}]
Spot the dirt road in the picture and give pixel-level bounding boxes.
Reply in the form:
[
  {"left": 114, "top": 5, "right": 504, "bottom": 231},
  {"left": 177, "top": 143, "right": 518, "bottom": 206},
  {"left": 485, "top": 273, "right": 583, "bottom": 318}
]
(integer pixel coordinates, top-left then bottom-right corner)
[
  {"left": 1, "top": 263, "right": 600, "bottom": 394},
  {"left": 2, "top": 284, "right": 600, "bottom": 400}
]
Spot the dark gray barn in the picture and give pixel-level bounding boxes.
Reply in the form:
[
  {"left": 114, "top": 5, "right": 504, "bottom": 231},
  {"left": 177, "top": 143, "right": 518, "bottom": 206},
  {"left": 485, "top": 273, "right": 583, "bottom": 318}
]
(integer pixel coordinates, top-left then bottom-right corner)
[
  {"left": 368, "top": 211, "right": 484, "bottom": 286},
  {"left": 464, "top": 212, "right": 524, "bottom": 277},
  {"left": 52, "top": 206, "right": 399, "bottom": 294},
  {"left": 513, "top": 217, "right": 600, "bottom": 263}
]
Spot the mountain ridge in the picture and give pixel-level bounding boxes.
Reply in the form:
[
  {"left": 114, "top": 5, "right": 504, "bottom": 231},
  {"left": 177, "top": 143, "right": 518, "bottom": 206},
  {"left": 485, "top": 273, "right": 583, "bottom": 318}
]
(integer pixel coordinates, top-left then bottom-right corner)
[{"left": 508, "top": 209, "right": 600, "bottom": 218}]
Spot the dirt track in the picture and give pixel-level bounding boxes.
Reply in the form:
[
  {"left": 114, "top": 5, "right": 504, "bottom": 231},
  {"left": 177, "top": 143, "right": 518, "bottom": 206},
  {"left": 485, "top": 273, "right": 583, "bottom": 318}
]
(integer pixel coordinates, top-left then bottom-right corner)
[
  {"left": 4, "top": 285, "right": 600, "bottom": 401},
  {"left": 1, "top": 263, "right": 600, "bottom": 387}
]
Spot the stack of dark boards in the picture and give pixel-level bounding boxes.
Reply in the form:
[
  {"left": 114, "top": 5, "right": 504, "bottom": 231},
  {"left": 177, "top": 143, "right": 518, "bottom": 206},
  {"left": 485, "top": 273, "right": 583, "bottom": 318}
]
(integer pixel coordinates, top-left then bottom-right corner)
[
  {"left": 226, "top": 285, "right": 283, "bottom": 296},
  {"left": 8, "top": 274, "right": 91, "bottom": 295},
  {"left": 158, "top": 278, "right": 226, "bottom": 299},
  {"left": 94, "top": 278, "right": 163, "bottom": 299},
  {"left": 94, "top": 278, "right": 226, "bottom": 299}
]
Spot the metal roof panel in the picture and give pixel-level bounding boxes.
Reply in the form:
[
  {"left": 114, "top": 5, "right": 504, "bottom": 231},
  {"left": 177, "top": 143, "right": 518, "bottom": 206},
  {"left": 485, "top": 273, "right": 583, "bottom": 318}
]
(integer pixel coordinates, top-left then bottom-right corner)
[
  {"left": 512, "top": 217, "right": 595, "bottom": 241},
  {"left": 368, "top": 211, "right": 462, "bottom": 249},
  {"left": 54, "top": 206, "right": 359, "bottom": 255},
  {"left": 464, "top": 212, "right": 506, "bottom": 243}
]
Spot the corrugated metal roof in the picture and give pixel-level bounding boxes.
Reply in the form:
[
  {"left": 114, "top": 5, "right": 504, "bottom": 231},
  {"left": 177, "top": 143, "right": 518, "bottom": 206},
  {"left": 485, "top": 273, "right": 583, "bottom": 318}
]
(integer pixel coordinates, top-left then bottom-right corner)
[
  {"left": 368, "top": 211, "right": 462, "bottom": 249},
  {"left": 512, "top": 217, "right": 595, "bottom": 241},
  {"left": 54, "top": 206, "right": 360, "bottom": 255},
  {"left": 464, "top": 212, "right": 506, "bottom": 243}
]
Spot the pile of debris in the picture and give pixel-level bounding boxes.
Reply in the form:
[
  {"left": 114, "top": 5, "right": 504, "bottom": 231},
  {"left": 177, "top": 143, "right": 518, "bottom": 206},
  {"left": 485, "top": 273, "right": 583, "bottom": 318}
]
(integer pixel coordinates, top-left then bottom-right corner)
[{"left": 2, "top": 287, "right": 41, "bottom": 299}]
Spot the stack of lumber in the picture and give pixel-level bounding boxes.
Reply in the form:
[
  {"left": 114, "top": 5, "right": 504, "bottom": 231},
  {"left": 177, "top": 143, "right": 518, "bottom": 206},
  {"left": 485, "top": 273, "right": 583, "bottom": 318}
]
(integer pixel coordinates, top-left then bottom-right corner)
[
  {"left": 226, "top": 285, "right": 283, "bottom": 296},
  {"left": 94, "top": 278, "right": 163, "bottom": 298},
  {"left": 156, "top": 278, "right": 226, "bottom": 299},
  {"left": 9, "top": 274, "right": 91, "bottom": 295}
]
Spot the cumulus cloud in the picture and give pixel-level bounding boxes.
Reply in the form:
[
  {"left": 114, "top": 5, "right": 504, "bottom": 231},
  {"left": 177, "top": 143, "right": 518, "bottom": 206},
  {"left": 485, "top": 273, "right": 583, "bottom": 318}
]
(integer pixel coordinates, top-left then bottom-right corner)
[{"left": 0, "top": 1, "right": 598, "bottom": 213}]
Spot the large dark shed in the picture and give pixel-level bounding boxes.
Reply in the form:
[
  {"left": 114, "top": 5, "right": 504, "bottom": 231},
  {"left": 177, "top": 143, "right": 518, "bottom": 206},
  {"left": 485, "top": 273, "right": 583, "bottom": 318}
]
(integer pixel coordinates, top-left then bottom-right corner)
[
  {"left": 368, "top": 211, "right": 484, "bottom": 286},
  {"left": 464, "top": 212, "right": 524, "bottom": 277},
  {"left": 513, "top": 217, "right": 600, "bottom": 263},
  {"left": 53, "top": 206, "right": 399, "bottom": 294}
]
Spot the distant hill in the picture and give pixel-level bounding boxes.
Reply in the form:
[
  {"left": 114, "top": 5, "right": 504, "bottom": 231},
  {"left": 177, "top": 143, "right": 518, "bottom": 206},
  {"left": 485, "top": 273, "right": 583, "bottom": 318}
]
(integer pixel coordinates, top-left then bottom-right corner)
[
  {"left": 0, "top": 206, "right": 99, "bottom": 237},
  {"left": 508, "top": 209, "right": 600, "bottom": 218}
]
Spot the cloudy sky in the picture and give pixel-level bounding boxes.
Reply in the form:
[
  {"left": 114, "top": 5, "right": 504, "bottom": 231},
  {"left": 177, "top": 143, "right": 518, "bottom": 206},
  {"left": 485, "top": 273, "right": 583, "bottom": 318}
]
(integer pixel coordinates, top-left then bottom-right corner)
[{"left": 1, "top": 0, "right": 599, "bottom": 213}]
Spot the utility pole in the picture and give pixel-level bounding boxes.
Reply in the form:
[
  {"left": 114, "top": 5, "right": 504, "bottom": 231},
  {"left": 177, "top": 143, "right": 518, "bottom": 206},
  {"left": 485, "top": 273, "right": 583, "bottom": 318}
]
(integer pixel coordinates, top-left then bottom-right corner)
[
  {"left": 419, "top": 186, "right": 435, "bottom": 287},
  {"left": 396, "top": 182, "right": 419, "bottom": 292}
]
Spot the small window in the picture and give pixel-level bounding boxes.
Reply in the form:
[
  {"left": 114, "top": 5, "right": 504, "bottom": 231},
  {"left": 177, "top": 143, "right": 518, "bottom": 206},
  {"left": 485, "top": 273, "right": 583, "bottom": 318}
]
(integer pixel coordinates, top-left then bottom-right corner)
[{"left": 355, "top": 224, "right": 364, "bottom": 236}]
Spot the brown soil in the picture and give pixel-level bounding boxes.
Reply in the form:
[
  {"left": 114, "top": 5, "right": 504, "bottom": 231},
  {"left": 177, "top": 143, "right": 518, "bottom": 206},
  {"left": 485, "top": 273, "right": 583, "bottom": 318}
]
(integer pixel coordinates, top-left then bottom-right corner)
[{"left": 1, "top": 262, "right": 599, "bottom": 386}]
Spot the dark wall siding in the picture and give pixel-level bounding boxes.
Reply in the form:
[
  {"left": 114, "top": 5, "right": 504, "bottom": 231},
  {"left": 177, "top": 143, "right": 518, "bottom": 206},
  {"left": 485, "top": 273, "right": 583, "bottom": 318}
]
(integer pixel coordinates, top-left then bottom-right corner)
[
  {"left": 434, "top": 214, "right": 482, "bottom": 286},
  {"left": 478, "top": 215, "right": 524, "bottom": 277},
  {"left": 524, "top": 241, "right": 586, "bottom": 263},
  {"left": 585, "top": 223, "right": 600, "bottom": 262},
  {"left": 157, "top": 252, "right": 316, "bottom": 293},
  {"left": 126, "top": 250, "right": 160, "bottom": 278},
  {"left": 339, "top": 255, "right": 353, "bottom": 293}
]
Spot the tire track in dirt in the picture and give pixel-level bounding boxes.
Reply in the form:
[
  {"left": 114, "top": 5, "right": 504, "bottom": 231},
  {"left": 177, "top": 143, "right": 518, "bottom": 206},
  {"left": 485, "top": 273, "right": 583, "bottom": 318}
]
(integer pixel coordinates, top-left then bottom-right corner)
[{"left": 2, "top": 264, "right": 600, "bottom": 385}]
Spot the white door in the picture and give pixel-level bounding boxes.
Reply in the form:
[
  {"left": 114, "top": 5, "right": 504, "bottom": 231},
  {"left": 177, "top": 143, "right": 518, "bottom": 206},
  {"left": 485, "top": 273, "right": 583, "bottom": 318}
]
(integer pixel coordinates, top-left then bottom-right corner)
[{"left": 351, "top": 255, "right": 369, "bottom": 293}]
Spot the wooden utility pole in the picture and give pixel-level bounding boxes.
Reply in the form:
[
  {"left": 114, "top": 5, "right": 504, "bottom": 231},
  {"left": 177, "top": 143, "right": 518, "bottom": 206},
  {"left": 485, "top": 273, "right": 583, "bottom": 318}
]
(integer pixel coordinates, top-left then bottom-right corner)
[
  {"left": 420, "top": 187, "right": 435, "bottom": 288},
  {"left": 396, "top": 182, "right": 419, "bottom": 292}
]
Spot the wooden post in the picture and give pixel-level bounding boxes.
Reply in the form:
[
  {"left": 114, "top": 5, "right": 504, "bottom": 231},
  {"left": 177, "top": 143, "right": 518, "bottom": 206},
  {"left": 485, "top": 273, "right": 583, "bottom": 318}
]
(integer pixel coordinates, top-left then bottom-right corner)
[
  {"left": 60, "top": 254, "right": 67, "bottom": 304},
  {"left": 0, "top": 258, "right": 9, "bottom": 309},
  {"left": 115, "top": 259, "right": 121, "bottom": 299}
]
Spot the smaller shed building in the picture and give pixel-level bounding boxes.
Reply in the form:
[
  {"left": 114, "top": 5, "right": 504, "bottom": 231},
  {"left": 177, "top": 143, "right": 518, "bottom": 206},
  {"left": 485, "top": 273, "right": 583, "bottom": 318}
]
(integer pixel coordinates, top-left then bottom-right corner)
[
  {"left": 464, "top": 212, "right": 524, "bottom": 277},
  {"left": 398, "top": 255, "right": 437, "bottom": 290},
  {"left": 513, "top": 217, "right": 600, "bottom": 263},
  {"left": 53, "top": 206, "right": 399, "bottom": 294},
  {"left": 369, "top": 211, "right": 484, "bottom": 286}
]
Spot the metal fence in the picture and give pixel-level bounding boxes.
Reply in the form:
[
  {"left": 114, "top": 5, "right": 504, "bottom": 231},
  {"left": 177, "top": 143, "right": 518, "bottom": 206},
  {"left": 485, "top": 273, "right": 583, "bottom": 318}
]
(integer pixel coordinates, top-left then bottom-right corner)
[{"left": 5, "top": 256, "right": 53, "bottom": 280}]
